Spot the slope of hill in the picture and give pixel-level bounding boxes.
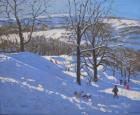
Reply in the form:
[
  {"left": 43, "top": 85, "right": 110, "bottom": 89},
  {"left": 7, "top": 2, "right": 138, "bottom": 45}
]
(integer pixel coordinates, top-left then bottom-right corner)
[
  {"left": 0, "top": 52, "right": 140, "bottom": 114},
  {"left": 104, "top": 18, "right": 140, "bottom": 50}
]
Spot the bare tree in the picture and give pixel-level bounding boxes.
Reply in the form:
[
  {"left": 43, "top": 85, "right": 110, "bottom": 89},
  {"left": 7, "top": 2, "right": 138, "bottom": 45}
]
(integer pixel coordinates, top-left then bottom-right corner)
[
  {"left": 68, "top": 0, "right": 92, "bottom": 85},
  {"left": 74, "top": 0, "right": 112, "bottom": 82},
  {"left": 115, "top": 48, "right": 137, "bottom": 82},
  {"left": 84, "top": 24, "right": 112, "bottom": 82},
  {"left": 105, "top": 48, "right": 138, "bottom": 83},
  {"left": 0, "top": 0, "right": 48, "bottom": 52},
  {"left": 68, "top": 0, "right": 113, "bottom": 84}
]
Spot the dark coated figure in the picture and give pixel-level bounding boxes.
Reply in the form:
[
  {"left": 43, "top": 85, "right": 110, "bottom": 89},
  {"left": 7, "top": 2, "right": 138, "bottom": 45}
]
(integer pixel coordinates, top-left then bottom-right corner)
[{"left": 112, "top": 85, "right": 119, "bottom": 97}]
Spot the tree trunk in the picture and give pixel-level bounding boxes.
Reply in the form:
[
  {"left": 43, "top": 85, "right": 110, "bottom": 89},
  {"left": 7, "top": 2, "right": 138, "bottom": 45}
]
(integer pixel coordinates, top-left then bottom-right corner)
[
  {"left": 15, "top": 16, "right": 24, "bottom": 52},
  {"left": 19, "top": 33, "right": 24, "bottom": 52},
  {"left": 128, "top": 69, "right": 131, "bottom": 82},
  {"left": 93, "top": 49, "right": 98, "bottom": 82},
  {"left": 77, "top": 44, "right": 81, "bottom": 85},
  {"left": 76, "top": 28, "right": 81, "bottom": 85}
]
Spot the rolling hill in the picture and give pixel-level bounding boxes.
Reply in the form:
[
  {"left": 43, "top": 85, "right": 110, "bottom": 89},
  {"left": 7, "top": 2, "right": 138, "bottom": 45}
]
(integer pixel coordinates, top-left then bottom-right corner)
[{"left": 0, "top": 52, "right": 140, "bottom": 114}]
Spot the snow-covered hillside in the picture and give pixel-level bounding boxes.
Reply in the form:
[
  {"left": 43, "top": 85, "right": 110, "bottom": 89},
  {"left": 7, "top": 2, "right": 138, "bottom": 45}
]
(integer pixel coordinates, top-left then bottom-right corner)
[
  {"left": 0, "top": 52, "right": 140, "bottom": 114},
  {"left": 104, "top": 18, "right": 140, "bottom": 28},
  {"left": 1, "top": 17, "right": 140, "bottom": 50},
  {"left": 104, "top": 18, "right": 140, "bottom": 50}
]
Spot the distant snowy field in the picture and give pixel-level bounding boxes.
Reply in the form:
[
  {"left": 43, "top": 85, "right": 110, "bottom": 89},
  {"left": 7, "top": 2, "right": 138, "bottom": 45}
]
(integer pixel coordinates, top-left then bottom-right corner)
[
  {"left": 1, "top": 17, "right": 140, "bottom": 50},
  {"left": 105, "top": 18, "right": 140, "bottom": 50},
  {"left": 0, "top": 52, "right": 140, "bottom": 114}
]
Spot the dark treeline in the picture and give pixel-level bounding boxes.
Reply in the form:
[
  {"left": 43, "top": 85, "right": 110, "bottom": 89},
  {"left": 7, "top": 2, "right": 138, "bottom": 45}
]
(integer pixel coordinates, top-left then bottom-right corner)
[{"left": 0, "top": 34, "right": 75, "bottom": 55}]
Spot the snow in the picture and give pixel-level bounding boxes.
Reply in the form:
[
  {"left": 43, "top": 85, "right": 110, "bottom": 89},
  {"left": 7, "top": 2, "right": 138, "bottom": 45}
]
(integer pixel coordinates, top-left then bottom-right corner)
[
  {"left": 104, "top": 18, "right": 140, "bottom": 51},
  {"left": 0, "top": 52, "right": 81, "bottom": 114},
  {"left": 1, "top": 17, "right": 140, "bottom": 51},
  {"left": 103, "top": 88, "right": 140, "bottom": 101},
  {"left": 1, "top": 29, "right": 70, "bottom": 43},
  {"left": 104, "top": 18, "right": 140, "bottom": 29},
  {"left": 0, "top": 52, "right": 139, "bottom": 114}
]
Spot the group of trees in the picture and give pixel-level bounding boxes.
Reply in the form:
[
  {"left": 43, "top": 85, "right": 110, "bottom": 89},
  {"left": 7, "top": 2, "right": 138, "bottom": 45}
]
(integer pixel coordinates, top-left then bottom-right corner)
[
  {"left": 107, "top": 48, "right": 137, "bottom": 82},
  {"left": 68, "top": 0, "right": 113, "bottom": 84},
  {"left": 26, "top": 35, "right": 75, "bottom": 55},
  {"left": 68, "top": 0, "right": 138, "bottom": 85}
]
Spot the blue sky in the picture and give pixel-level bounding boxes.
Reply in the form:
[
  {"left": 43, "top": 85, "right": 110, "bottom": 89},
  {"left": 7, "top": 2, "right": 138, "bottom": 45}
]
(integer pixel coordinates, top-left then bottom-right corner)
[
  {"left": 111, "top": 0, "right": 140, "bottom": 19},
  {"left": 49, "top": 0, "right": 140, "bottom": 20}
]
